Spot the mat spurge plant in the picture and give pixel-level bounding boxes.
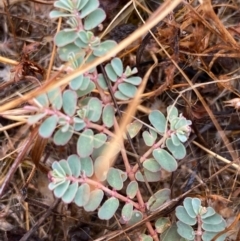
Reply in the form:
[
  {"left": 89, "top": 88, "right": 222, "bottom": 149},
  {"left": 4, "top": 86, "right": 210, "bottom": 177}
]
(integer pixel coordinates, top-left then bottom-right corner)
[{"left": 24, "top": 0, "right": 227, "bottom": 240}]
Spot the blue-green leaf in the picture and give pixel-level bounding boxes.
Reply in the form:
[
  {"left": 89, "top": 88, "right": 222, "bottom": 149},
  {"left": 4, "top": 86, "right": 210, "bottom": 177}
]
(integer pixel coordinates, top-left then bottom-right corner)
[
  {"left": 39, "top": 115, "right": 58, "bottom": 138},
  {"left": 175, "top": 206, "right": 196, "bottom": 225},
  {"left": 93, "top": 133, "right": 107, "bottom": 148},
  {"left": 80, "top": 0, "right": 99, "bottom": 18},
  {"left": 152, "top": 148, "right": 178, "bottom": 172},
  {"left": 70, "top": 74, "right": 84, "bottom": 90},
  {"left": 84, "top": 9, "right": 106, "bottom": 30},
  {"left": 47, "top": 87, "right": 62, "bottom": 110},
  {"left": 177, "top": 221, "right": 195, "bottom": 240},
  {"left": 98, "top": 197, "right": 119, "bottom": 220},
  {"left": 102, "top": 104, "right": 114, "bottom": 128},
  {"left": 62, "top": 89, "right": 77, "bottom": 117},
  {"left": 54, "top": 180, "right": 70, "bottom": 198},
  {"left": 149, "top": 110, "right": 166, "bottom": 134},
  {"left": 126, "top": 181, "right": 138, "bottom": 199},
  {"left": 105, "top": 63, "right": 117, "bottom": 82},
  {"left": 87, "top": 97, "right": 102, "bottom": 122},
  {"left": 84, "top": 189, "right": 104, "bottom": 212},
  {"left": 111, "top": 58, "right": 123, "bottom": 77},
  {"left": 55, "top": 30, "right": 78, "bottom": 47},
  {"left": 67, "top": 154, "right": 81, "bottom": 177},
  {"left": 80, "top": 156, "right": 94, "bottom": 177},
  {"left": 93, "top": 40, "right": 117, "bottom": 57},
  {"left": 118, "top": 83, "right": 137, "bottom": 98},
  {"left": 75, "top": 183, "right": 91, "bottom": 207},
  {"left": 107, "top": 168, "right": 123, "bottom": 190},
  {"left": 77, "top": 129, "right": 94, "bottom": 158},
  {"left": 53, "top": 129, "right": 73, "bottom": 146},
  {"left": 121, "top": 203, "right": 133, "bottom": 222},
  {"left": 166, "top": 138, "right": 186, "bottom": 159},
  {"left": 143, "top": 158, "right": 161, "bottom": 172},
  {"left": 62, "top": 182, "right": 78, "bottom": 203}
]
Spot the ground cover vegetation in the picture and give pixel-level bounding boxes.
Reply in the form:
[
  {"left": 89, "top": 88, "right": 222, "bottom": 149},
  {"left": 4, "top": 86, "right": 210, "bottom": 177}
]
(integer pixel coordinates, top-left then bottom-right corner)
[{"left": 0, "top": 0, "right": 240, "bottom": 240}]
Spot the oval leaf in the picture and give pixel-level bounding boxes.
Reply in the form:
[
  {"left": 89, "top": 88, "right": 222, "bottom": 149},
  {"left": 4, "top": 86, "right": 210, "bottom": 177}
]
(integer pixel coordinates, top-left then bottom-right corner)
[
  {"left": 62, "top": 182, "right": 78, "bottom": 203},
  {"left": 84, "top": 189, "right": 104, "bottom": 212},
  {"left": 84, "top": 8, "right": 106, "bottom": 30},
  {"left": 152, "top": 148, "right": 178, "bottom": 172},
  {"left": 74, "top": 183, "right": 91, "bottom": 207},
  {"left": 149, "top": 110, "right": 166, "bottom": 134},
  {"left": 126, "top": 181, "right": 138, "bottom": 199},
  {"left": 53, "top": 129, "right": 73, "bottom": 146},
  {"left": 80, "top": 156, "right": 94, "bottom": 177},
  {"left": 102, "top": 104, "right": 114, "bottom": 128},
  {"left": 62, "top": 89, "right": 77, "bottom": 117},
  {"left": 98, "top": 197, "right": 119, "bottom": 220},
  {"left": 77, "top": 129, "right": 94, "bottom": 158},
  {"left": 39, "top": 115, "right": 58, "bottom": 138},
  {"left": 67, "top": 154, "right": 81, "bottom": 178},
  {"left": 107, "top": 168, "right": 123, "bottom": 190}
]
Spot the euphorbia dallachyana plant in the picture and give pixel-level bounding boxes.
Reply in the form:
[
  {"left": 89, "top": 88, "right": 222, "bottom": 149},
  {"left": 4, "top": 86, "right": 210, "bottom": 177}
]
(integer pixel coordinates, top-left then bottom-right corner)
[{"left": 24, "top": 0, "right": 227, "bottom": 240}]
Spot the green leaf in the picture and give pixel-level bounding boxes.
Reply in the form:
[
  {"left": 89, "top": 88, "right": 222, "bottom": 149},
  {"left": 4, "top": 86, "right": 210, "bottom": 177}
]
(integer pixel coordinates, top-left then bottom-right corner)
[
  {"left": 73, "top": 117, "right": 86, "bottom": 131},
  {"left": 93, "top": 40, "right": 117, "bottom": 57},
  {"left": 171, "top": 133, "right": 181, "bottom": 146},
  {"left": 97, "top": 74, "right": 108, "bottom": 90},
  {"left": 135, "top": 169, "right": 161, "bottom": 182},
  {"left": 152, "top": 148, "right": 178, "bottom": 172},
  {"left": 54, "top": 1, "right": 72, "bottom": 11},
  {"left": 77, "top": 129, "right": 94, "bottom": 158},
  {"left": 87, "top": 97, "right": 102, "bottom": 122},
  {"left": 126, "top": 210, "right": 143, "bottom": 226},
  {"left": 147, "top": 189, "right": 171, "bottom": 212},
  {"left": 201, "top": 207, "right": 216, "bottom": 219},
  {"left": 75, "top": 183, "right": 91, "bottom": 207},
  {"left": 54, "top": 180, "right": 70, "bottom": 198},
  {"left": 28, "top": 113, "right": 47, "bottom": 125},
  {"left": 202, "top": 219, "right": 226, "bottom": 232},
  {"left": 58, "top": 43, "right": 80, "bottom": 61},
  {"left": 176, "top": 206, "right": 196, "bottom": 225},
  {"left": 80, "top": 76, "right": 90, "bottom": 90},
  {"left": 114, "top": 91, "right": 129, "bottom": 100},
  {"left": 124, "top": 76, "right": 142, "bottom": 85},
  {"left": 93, "top": 133, "right": 107, "bottom": 149},
  {"left": 143, "top": 158, "right": 161, "bottom": 172},
  {"left": 126, "top": 181, "right": 138, "bottom": 199},
  {"left": 183, "top": 197, "right": 197, "bottom": 218},
  {"left": 202, "top": 213, "right": 223, "bottom": 225},
  {"left": 80, "top": 0, "right": 99, "bottom": 18},
  {"left": 155, "top": 217, "right": 170, "bottom": 234},
  {"left": 67, "top": 155, "right": 81, "bottom": 177},
  {"left": 53, "top": 129, "right": 73, "bottom": 146},
  {"left": 167, "top": 105, "right": 178, "bottom": 121},
  {"left": 52, "top": 161, "right": 66, "bottom": 176},
  {"left": 139, "top": 234, "right": 153, "bottom": 241},
  {"left": 111, "top": 58, "right": 123, "bottom": 77},
  {"left": 161, "top": 224, "right": 182, "bottom": 241},
  {"left": 84, "top": 8, "right": 106, "bottom": 30},
  {"left": 149, "top": 110, "right": 166, "bottom": 134},
  {"left": 98, "top": 197, "right": 119, "bottom": 220},
  {"left": 39, "top": 115, "right": 58, "bottom": 138},
  {"left": 80, "top": 157, "right": 94, "bottom": 177},
  {"left": 102, "top": 104, "right": 114, "bottom": 128},
  {"left": 142, "top": 130, "right": 157, "bottom": 146},
  {"left": 107, "top": 168, "right": 123, "bottom": 190},
  {"left": 176, "top": 132, "right": 188, "bottom": 143},
  {"left": 62, "top": 89, "right": 77, "bottom": 117},
  {"left": 49, "top": 10, "right": 72, "bottom": 18},
  {"left": 59, "top": 159, "right": 72, "bottom": 176},
  {"left": 118, "top": 83, "right": 137, "bottom": 98},
  {"left": 47, "top": 87, "right": 62, "bottom": 110},
  {"left": 166, "top": 138, "right": 186, "bottom": 159},
  {"left": 77, "top": 0, "right": 88, "bottom": 11},
  {"left": 76, "top": 81, "right": 95, "bottom": 97},
  {"left": 62, "top": 182, "right": 78, "bottom": 203},
  {"left": 202, "top": 232, "right": 227, "bottom": 241},
  {"left": 55, "top": 30, "right": 78, "bottom": 47},
  {"left": 94, "top": 156, "right": 109, "bottom": 181},
  {"left": 121, "top": 203, "right": 133, "bottom": 222},
  {"left": 177, "top": 221, "right": 195, "bottom": 240},
  {"left": 84, "top": 189, "right": 104, "bottom": 212},
  {"left": 105, "top": 63, "right": 117, "bottom": 82},
  {"left": 36, "top": 93, "right": 49, "bottom": 107},
  {"left": 70, "top": 74, "right": 84, "bottom": 90},
  {"left": 125, "top": 120, "right": 142, "bottom": 139},
  {"left": 191, "top": 198, "right": 201, "bottom": 215}
]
